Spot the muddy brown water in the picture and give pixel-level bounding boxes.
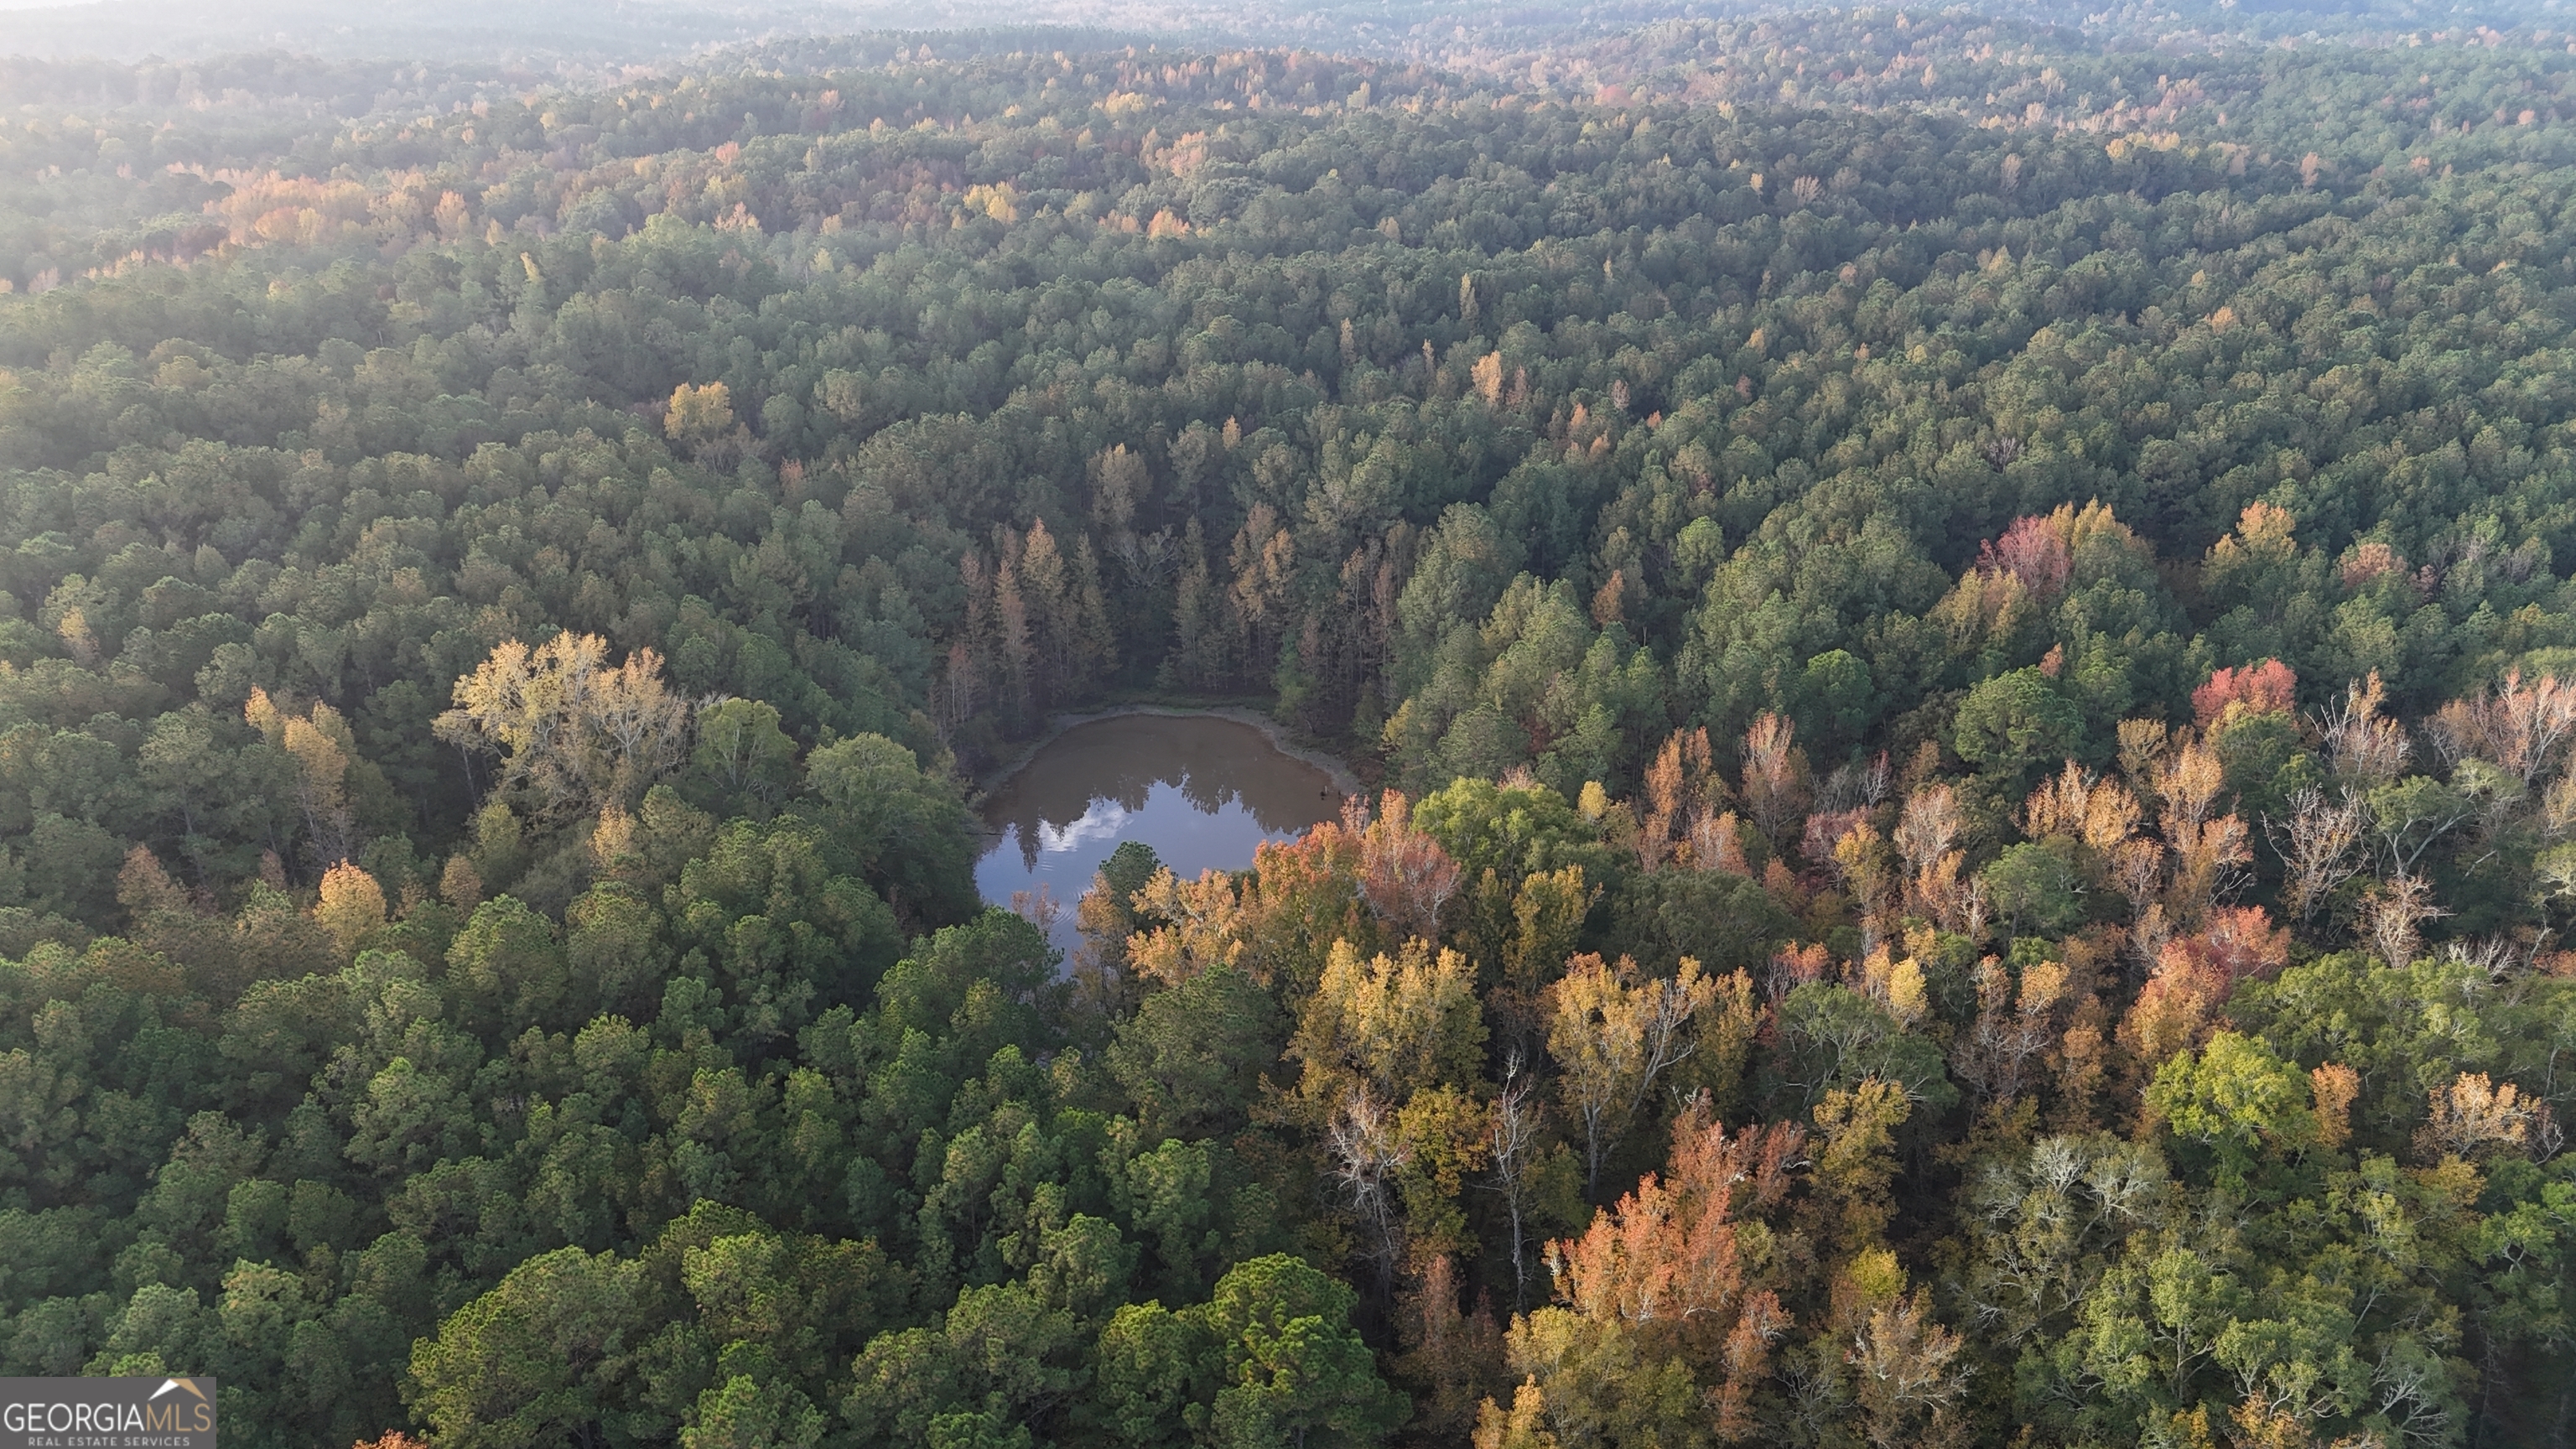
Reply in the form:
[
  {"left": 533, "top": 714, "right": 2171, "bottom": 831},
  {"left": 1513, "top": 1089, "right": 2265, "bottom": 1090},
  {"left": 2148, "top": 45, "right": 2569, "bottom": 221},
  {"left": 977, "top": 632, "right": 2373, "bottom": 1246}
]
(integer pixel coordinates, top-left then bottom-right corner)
[{"left": 974, "top": 714, "right": 1346, "bottom": 958}]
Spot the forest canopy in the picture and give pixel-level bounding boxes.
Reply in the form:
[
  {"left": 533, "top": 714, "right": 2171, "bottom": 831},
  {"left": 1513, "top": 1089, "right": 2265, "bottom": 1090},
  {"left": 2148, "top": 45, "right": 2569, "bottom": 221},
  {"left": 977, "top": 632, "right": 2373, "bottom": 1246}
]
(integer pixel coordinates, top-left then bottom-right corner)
[{"left": 0, "top": 8, "right": 2571, "bottom": 1449}]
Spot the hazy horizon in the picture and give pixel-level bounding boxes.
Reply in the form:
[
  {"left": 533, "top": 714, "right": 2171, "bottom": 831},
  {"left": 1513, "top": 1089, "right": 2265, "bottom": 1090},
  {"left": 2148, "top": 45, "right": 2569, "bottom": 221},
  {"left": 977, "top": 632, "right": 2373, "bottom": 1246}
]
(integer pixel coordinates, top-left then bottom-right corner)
[{"left": 3, "top": 0, "right": 2556, "bottom": 65}]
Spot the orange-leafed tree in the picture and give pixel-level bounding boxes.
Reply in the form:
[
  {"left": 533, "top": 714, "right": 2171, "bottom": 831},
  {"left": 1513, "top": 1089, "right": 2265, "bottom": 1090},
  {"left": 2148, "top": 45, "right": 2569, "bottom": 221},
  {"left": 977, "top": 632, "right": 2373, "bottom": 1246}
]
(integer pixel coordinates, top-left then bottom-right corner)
[
  {"left": 2111, "top": 906, "right": 2287, "bottom": 1113},
  {"left": 2416, "top": 1070, "right": 2560, "bottom": 1161},
  {"left": 1394, "top": 1253, "right": 1508, "bottom": 1439},
  {"left": 1524, "top": 1098, "right": 1803, "bottom": 1441},
  {"left": 1636, "top": 727, "right": 1726, "bottom": 871},
  {"left": 1243, "top": 813, "right": 1377, "bottom": 995},
  {"left": 1356, "top": 789, "right": 1462, "bottom": 942},
  {"left": 1740, "top": 712, "right": 1810, "bottom": 847}
]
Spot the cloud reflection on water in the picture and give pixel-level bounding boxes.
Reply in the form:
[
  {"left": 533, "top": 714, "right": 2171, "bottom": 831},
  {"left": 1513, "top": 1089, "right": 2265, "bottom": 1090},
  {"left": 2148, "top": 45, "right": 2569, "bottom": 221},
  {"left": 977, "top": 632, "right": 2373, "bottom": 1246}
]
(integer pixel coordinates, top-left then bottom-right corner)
[{"left": 1035, "top": 798, "right": 1134, "bottom": 856}]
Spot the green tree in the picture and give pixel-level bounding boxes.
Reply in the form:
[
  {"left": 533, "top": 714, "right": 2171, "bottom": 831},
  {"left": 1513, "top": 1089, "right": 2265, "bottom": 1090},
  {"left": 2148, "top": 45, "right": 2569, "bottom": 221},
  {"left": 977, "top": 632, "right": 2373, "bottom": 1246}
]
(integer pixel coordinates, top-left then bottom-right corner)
[
  {"left": 408, "top": 1247, "right": 645, "bottom": 1449},
  {"left": 683, "top": 699, "right": 800, "bottom": 820},
  {"left": 2145, "top": 1032, "right": 2319, "bottom": 1189},
  {"left": 1196, "top": 1255, "right": 1406, "bottom": 1449},
  {"left": 1952, "top": 667, "right": 2087, "bottom": 784}
]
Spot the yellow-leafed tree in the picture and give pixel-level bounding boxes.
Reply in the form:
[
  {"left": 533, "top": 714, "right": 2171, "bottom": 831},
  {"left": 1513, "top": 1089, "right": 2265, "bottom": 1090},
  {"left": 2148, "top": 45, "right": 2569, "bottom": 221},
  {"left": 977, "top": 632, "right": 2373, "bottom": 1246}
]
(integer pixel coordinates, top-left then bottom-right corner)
[
  {"left": 314, "top": 860, "right": 387, "bottom": 959},
  {"left": 435, "top": 634, "right": 693, "bottom": 823}
]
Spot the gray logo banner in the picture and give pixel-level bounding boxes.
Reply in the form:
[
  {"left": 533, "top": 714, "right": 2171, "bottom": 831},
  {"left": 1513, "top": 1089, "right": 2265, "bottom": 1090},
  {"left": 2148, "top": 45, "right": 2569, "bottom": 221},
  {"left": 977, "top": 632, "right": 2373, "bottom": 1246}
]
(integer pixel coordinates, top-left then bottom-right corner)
[{"left": 0, "top": 1379, "right": 216, "bottom": 1448}]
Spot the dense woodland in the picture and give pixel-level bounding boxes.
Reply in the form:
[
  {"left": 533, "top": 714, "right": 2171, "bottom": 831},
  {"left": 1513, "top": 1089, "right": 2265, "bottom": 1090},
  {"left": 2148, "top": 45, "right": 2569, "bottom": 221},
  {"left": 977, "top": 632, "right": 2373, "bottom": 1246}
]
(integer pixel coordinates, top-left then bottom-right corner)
[{"left": 0, "top": 8, "right": 2572, "bottom": 1448}]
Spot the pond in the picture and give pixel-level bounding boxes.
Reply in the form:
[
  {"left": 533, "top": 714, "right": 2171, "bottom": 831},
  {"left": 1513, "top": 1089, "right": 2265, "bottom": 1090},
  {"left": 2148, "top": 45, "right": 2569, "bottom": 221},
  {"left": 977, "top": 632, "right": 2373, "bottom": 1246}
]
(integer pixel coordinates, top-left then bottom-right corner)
[{"left": 975, "top": 713, "right": 1348, "bottom": 958}]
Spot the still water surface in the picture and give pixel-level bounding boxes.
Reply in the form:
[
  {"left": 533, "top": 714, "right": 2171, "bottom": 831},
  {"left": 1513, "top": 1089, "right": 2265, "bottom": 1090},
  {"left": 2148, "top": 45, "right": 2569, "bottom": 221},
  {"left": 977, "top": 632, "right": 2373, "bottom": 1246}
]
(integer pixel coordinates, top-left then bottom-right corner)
[{"left": 975, "top": 714, "right": 1345, "bottom": 957}]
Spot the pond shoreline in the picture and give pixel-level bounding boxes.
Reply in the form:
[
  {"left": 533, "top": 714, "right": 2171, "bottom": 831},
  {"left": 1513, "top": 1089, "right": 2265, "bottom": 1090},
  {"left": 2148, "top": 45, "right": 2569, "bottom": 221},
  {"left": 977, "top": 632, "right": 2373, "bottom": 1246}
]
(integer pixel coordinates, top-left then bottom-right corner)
[{"left": 970, "top": 704, "right": 1366, "bottom": 808}]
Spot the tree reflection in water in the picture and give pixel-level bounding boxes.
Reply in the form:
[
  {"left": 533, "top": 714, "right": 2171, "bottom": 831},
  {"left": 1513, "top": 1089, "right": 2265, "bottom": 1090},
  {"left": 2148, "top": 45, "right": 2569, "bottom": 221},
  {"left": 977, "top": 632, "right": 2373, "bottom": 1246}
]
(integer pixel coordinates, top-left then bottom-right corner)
[{"left": 976, "top": 714, "right": 1343, "bottom": 953}]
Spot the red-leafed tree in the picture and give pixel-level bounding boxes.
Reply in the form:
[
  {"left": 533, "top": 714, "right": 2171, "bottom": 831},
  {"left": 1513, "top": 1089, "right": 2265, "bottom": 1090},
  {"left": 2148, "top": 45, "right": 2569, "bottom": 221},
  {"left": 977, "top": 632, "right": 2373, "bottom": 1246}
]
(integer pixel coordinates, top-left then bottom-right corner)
[{"left": 2192, "top": 658, "right": 2297, "bottom": 728}]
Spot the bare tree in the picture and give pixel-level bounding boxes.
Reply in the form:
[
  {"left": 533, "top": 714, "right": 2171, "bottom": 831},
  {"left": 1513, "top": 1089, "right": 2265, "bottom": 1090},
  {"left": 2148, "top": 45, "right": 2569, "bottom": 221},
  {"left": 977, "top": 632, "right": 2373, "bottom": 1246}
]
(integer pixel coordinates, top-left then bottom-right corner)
[
  {"left": 1106, "top": 526, "right": 1177, "bottom": 594},
  {"left": 1955, "top": 958, "right": 2067, "bottom": 1109},
  {"left": 1327, "top": 1087, "right": 1411, "bottom": 1299},
  {"left": 1893, "top": 783, "right": 1961, "bottom": 890},
  {"left": 1483, "top": 1050, "right": 1541, "bottom": 1310},
  {"left": 2430, "top": 669, "right": 2576, "bottom": 787},
  {"left": 2265, "top": 786, "right": 2370, "bottom": 927},
  {"left": 1895, "top": 782, "right": 1976, "bottom": 932},
  {"left": 1850, "top": 1292, "right": 1971, "bottom": 1449},
  {"left": 2320, "top": 671, "right": 2412, "bottom": 787},
  {"left": 2110, "top": 836, "right": 2166, "bottom": 919},
  {"left": 2359, "top": 875, "right": 2448, "bottom": 969}
]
